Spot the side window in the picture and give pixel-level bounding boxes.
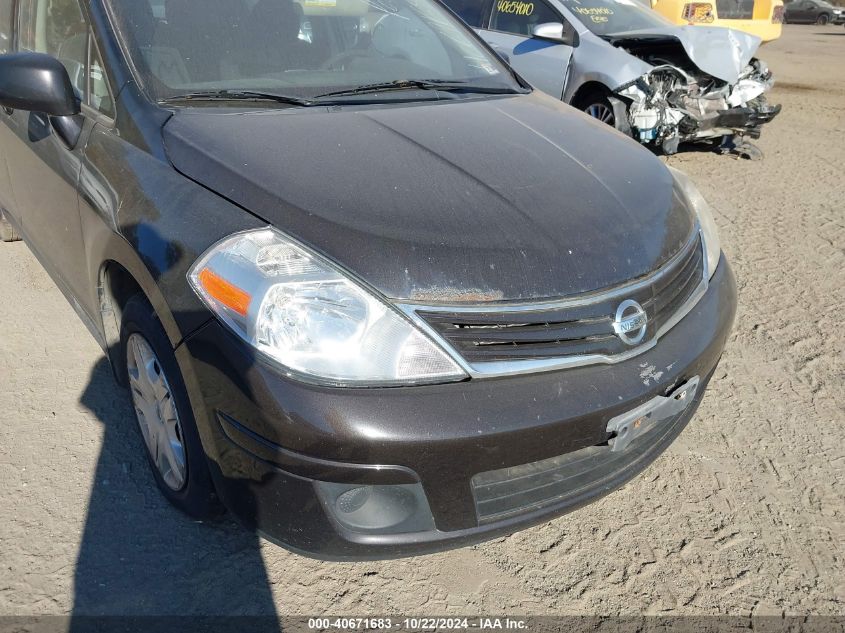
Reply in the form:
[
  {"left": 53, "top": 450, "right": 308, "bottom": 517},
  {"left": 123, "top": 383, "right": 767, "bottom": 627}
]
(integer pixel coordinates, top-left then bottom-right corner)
[
  {"left": 88, "top": 37, "right": 114, "bottom": 117},
  {"left": 19, "top": 0, "right": 88, "bottom": 98},
  {"left": 18, "top": 0, "right": 114, "bottom": 118},
  {"left": 0, "top": 0, "right": 13, "bottom": 54},
  {"left": 490, "top": 0, "right": 561, "bottom": 36},
  {"left": 441, "top": 0, "right": 488, "bottom": 27}
]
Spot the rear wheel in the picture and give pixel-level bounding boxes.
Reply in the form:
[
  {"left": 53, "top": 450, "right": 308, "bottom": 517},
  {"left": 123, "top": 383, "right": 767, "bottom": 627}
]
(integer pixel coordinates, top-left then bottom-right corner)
[
  {"left": 0, "top": 210, "right": 20, "bottom": 242},
  {"left": 817, "top": 13, "right": 830, "bottom": 24},
  {"left": 120, "top": 294, "right": 221, "bottom": 518}
]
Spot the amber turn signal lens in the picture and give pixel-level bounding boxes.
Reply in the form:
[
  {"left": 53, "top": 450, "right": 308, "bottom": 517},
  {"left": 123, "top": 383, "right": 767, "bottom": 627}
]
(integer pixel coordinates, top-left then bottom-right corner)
[{"left": 197, "top": 267, "right": 252, "bottom": 317}]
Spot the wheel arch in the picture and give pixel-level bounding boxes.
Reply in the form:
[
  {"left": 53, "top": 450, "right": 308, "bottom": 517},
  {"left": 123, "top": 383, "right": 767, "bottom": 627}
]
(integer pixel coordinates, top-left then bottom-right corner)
[
  {"left": 91, "top": 229, "right": 188, "bottom": 386},
  {"left": 569, "top": 81, "right": 613, "bottom": 108},
  {"left": 98, "top": 259, "right": 142, "bottom": 385}
]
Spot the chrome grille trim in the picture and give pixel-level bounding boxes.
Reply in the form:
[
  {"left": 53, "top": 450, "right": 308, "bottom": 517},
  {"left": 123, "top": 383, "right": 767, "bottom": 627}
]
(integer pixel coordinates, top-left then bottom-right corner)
[{"left": 396, "top": 229, "right": 708, "bottom": 379}]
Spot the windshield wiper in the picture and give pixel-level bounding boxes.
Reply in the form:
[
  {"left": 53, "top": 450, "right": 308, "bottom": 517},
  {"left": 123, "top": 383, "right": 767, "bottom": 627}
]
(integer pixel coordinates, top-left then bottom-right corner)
[
  {"left": 160, "top": 90, "right": 315, "bottom": 107},
  {"left": 314, "top": 79, "right": 525, "bottom": 99}
]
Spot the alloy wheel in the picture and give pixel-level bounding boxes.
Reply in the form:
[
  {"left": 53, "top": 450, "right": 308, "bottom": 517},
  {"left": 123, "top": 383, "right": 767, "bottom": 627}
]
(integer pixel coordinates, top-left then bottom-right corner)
[
  {"left": 586, "top": 102, "right": 615, "bottom": 126},
  {"left": 126, "top": 333, "right": 188, "bottom": 491},
  {"left": 817, "top": 13, "right": 829, "bottom": 24}
]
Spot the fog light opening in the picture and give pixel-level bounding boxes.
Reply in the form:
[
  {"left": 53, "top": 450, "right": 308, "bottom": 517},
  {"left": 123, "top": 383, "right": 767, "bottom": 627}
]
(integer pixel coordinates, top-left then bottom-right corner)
[
  {"left": 336, "top": 487, "right": 372, "bottom": 514},
  {"left": 317, "top": 482, "right": 436, "bottom": 535}
]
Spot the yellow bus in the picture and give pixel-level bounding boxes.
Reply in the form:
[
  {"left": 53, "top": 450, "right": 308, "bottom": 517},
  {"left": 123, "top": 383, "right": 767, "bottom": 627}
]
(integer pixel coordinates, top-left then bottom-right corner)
[{"left": 650, "top": 0, "right": 784, "bottom": 42}]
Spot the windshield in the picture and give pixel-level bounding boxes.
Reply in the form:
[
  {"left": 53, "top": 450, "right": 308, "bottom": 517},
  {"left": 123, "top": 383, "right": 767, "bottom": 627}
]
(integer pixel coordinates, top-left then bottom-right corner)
[
  {"left": 107, "top": 0, "right": 520, "bottom": 103},
  {"left": 559, "top": 0, "right": 672, "bottom": 35}
]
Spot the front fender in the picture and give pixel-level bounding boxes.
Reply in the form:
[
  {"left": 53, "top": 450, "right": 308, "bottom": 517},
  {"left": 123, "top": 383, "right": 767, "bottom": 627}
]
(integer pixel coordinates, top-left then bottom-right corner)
[
  {"left": 563, "top": 34, "right": 652, "bottom": 103},
  {"left": 78, "top": 120, "right": 265, "bottom": 356}
]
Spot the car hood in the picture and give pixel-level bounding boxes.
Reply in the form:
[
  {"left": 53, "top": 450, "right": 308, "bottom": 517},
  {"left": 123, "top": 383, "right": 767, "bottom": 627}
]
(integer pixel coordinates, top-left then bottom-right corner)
[
  {"left": 163, "top": 93, "right": 695, "bottom": 303},
  {"left": 607, "top": 25, "right": 762, "bottom": 83}
]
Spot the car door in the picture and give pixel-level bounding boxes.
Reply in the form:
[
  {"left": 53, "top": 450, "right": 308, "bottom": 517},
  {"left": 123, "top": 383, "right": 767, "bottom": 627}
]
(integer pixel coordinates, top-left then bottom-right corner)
[
  {"left": 785, "top": 0, "right": 801, "bottom": 20},
  {"left": 798, "top": 0, "right": 817, "bottom": 21},
  {"left": 3, "top": 0, "right": 100, "bottom": 304},
  {"left": 476, "top": 0, "right": 575, "bottom": 99},
  {"left": 0, "top": 0, "right": 17, "bottom": 218}
]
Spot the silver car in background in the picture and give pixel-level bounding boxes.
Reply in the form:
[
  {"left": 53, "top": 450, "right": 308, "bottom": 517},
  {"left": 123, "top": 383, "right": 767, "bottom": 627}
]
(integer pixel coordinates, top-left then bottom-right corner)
[{"left": 446, "top": 0, "right": 781, "bottom": 155}]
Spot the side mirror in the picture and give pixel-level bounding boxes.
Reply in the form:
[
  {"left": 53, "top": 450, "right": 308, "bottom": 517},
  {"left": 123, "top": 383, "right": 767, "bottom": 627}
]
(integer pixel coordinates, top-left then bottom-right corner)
[
  {"left": 532, "top": 22, "right": 566, "bottom": 41},
  {"left": 0, "top": 52, "right": 80, "bottom": 116}
]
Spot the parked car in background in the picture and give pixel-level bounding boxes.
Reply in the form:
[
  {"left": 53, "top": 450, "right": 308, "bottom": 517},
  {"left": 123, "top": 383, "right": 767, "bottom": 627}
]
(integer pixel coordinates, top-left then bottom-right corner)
[
  {"left": 446, "top": 0, "right": 781, "bottom": 155},
  {"left": 650, "top": 0, "right": 784, "bottom": 42},
  {"left": 0, "top": 0, "right": 737, "bottom": 559},
  {"left": 783, "top": 0, "right": 845, "bottom": 23}
]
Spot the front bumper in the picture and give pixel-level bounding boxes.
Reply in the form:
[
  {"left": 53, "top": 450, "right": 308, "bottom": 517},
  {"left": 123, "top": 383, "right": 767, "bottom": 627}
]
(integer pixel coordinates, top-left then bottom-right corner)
[
  {"left": 697, "top": 103, "right": 782, "bottom": 139},
  {"left": 176, "top": 258, "right": 737, "bottom": 559}
]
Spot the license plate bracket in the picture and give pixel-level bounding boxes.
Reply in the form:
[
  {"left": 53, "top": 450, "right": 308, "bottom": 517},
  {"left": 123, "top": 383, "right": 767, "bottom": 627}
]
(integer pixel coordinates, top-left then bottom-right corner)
[{"left": 605, "top": 376, "right": 700, "bottom": 452}]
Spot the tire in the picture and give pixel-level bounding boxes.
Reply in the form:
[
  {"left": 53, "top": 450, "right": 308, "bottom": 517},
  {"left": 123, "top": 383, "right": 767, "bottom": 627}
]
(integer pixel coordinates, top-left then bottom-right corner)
[
  {"left": 120, "top": 294, "right": 222, "bottom": 519},
  {"left": 817, "top": 13, "right": 830, "bottom": 24},
  {"left": 578, "top": 90, "right": 617, "bottom": 127},
  {"left": 0, "top": 210, "right": 20, "bottom": 242}
]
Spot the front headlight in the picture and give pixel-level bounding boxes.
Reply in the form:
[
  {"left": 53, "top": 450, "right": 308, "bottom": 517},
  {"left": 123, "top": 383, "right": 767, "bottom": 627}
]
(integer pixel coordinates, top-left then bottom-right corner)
[
  {"left": 667, "top": 166, "right": 721, "bottom": 279},
  {"left": 188, "top": 228, "right": 467, "bottom": 387}
]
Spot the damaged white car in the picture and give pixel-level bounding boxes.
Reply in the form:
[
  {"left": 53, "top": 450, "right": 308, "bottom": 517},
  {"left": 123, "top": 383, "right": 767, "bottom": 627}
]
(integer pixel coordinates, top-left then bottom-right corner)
[{"left": 446, "top": 0, "right": 781, "bottom": 156}]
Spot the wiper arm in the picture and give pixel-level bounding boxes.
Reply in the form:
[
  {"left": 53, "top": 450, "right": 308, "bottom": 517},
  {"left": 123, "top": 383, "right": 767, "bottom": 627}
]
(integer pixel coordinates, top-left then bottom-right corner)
[
  {"left": 315, "top": 79, "right": 463, "bottom": 98},
  {"left": 314, "top": 79, "right": 524, "bottom": 99},
  {"left": 160, "top": 90, "right": 314, "bottom": 107}
]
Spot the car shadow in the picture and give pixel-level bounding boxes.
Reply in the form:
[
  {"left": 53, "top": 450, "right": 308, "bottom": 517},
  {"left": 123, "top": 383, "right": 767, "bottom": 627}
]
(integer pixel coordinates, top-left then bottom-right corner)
[{"left": 70, "top": 357, "right": 281, "bottom": 628}]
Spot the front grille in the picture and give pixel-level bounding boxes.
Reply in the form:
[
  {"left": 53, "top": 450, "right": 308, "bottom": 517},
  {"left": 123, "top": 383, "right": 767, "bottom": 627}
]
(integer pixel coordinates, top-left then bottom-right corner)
[
  {"left": 471, "top": 394, "right": 697, "bottom": 524},
  {"left": 418, "top": 235, "right": 704, "bottom": 364}
]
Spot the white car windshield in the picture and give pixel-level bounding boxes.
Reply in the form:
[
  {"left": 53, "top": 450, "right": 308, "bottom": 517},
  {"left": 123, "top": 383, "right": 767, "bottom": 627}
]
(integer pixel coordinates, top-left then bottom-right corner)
[
  {"left": 107, "top": 0, "right": 522, "bottom": 102},
  {"left": 559, "top": 0, "right": 672, "bottom": 35}
]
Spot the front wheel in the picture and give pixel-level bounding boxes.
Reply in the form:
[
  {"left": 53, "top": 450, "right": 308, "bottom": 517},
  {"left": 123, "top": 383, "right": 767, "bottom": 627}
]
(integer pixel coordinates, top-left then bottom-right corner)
[
  {"left": 579, "top": 91, "right": 617, "bottom": 127},
  {"left": 120, "top": 294, "right": 221, "bottom": 518},
  {"left": 817, "top": 13, "right": 830, "bottom": 24}
]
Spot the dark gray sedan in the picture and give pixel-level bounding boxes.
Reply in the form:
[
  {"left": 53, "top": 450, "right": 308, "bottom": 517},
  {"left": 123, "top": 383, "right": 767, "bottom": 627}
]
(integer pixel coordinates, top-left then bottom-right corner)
[
  {"left": 0, "top": 0, "right": 735, "bottom": 559},
  {"left": 784, "top": 0, "right": 845, "bottom": 24}
]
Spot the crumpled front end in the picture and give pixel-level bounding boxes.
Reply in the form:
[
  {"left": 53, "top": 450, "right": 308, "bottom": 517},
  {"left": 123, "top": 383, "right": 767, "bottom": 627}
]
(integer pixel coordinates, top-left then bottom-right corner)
[{"left": 615, "top": 58, "right": 781, "bottom": 155}]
